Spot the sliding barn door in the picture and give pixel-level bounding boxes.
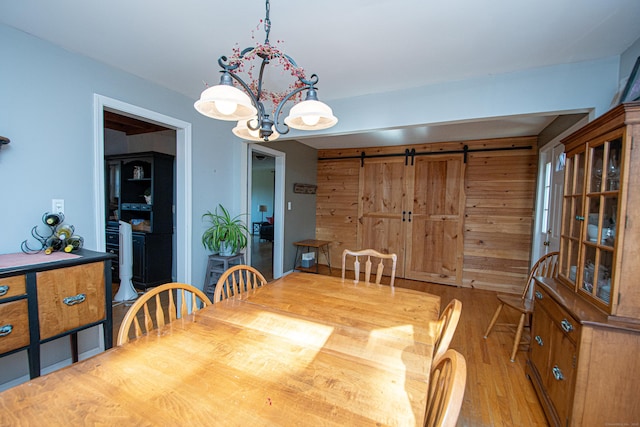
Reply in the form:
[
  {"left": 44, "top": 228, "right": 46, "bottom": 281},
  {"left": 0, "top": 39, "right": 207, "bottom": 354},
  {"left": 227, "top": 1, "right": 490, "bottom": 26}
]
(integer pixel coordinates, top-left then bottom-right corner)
[
  {"left": 405, "top": 155, "right": 465, "bottom": 285},
  {"left": 358, "top": 157, "right": 407, "bottom": 277}
]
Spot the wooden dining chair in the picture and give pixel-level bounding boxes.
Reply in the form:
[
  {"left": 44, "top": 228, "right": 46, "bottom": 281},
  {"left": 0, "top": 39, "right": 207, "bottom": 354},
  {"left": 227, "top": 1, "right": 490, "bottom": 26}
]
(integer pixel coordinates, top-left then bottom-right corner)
[
  {"left": 424, "top": 349, "right": 467, "bottom": 427},
  {"left": 117, "top": 282, "right": 211, "bottom": 345},
  {"left": 433, "top": 299, "right": 463, "bottom": 362},
  {"left": 341, "top": 249, "right": 398, "bottom": 286},
  {"left": 483, "top": 251, "right": 559, "bottom": 361},
  {"left": 213, "top": 264, "right": 267, "bottom": 303}
]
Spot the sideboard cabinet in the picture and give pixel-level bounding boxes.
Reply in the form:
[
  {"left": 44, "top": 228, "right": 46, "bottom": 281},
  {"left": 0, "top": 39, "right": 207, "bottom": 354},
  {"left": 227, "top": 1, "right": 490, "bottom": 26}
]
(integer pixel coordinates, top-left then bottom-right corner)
[
  {"left": 0, "top": 250, "right": 113, "bottom": 379},
  {"left": 527, "top": 102, "right": 640, "bottom": 426}
]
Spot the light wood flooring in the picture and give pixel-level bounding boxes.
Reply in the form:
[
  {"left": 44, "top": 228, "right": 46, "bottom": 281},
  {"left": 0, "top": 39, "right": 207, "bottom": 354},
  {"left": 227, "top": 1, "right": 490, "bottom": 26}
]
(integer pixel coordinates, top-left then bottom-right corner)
[{"left": 111, "top": 266, "right": 548, "bottom": 427}]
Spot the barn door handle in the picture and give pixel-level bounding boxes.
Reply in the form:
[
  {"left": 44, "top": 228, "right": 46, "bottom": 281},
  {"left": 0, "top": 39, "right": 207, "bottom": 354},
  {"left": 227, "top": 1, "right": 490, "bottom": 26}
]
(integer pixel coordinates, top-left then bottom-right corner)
[
  {"left": 402, "top": 211, "right": 406, "bottom": 222},
  {"left": 408, "top": 212, "right": 412, "bottom": 222}
]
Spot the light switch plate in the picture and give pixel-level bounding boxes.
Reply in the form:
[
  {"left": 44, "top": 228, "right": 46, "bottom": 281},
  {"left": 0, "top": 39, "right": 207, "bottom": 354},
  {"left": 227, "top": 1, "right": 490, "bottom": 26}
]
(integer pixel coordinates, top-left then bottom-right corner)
[{"left": 52, "top": 199, "right": 64, "bottom": 215}]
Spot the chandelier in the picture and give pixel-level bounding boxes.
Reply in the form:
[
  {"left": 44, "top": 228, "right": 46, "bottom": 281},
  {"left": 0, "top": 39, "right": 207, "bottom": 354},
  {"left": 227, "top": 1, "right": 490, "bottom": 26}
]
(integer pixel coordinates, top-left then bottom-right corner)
[{"left": 194, "top": 0, "right": 338, "bottom": 142}]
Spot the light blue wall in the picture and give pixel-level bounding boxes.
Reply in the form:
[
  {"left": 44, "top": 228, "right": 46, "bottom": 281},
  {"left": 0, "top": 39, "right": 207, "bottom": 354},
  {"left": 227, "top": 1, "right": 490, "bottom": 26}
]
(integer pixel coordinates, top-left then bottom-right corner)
[
  {"left": 0, "top": 24, "right": 242, "bottom": 274},
  {"left": 251, "top": 168, "right": 275, "bottom": 224}
]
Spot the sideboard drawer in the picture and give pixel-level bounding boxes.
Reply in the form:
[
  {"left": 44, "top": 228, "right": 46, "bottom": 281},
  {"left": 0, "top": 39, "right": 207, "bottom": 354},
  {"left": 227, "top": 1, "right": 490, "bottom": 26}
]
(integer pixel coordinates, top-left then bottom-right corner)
[
  {"left": 535, "top": 286, "right": 581, "bottom": 343},
  {"left": 36, "top": 262, "right": 106, "bottom": 340},
  {"left": 0, "top": 299, "right": 30, "bottom": 354},
  {"left": 0, "top": 275, "right": 27, "bottom": 301}
]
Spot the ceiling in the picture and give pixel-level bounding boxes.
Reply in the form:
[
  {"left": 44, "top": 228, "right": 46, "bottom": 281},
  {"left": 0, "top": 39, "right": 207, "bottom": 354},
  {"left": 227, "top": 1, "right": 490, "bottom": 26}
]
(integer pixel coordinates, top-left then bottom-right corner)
[
  {"left": 3, "top": 1, "right": 640, "bottom": 148},
  {"left": 103, "top": 111, "right": 170, "bottom": 135}
]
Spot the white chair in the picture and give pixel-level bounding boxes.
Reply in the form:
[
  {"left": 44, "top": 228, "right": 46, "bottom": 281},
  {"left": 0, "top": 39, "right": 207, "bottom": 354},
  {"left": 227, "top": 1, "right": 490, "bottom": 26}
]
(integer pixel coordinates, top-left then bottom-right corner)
[{"left": 341, "top": 249, "right": 397, "bottom": 286}]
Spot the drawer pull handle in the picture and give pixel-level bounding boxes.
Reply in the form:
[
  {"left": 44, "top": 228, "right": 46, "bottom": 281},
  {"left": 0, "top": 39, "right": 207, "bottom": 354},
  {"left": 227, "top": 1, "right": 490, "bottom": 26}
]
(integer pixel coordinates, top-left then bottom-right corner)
[
  {"left": 0, "top": 285, "right": 8, "bottom": 296},
  {"left": 535, "top": 290, "right": 543, "bottom": 300},
  {"left": 552, "top": 365, "right": 564, "bottom": 381},
  {"left": 561, "top": 319, "right": 574, "bottom": 333},
  {"left": 0, "top": 324, "right": 13, "bottom": 337},
  {"left": 63, "top": 293, "right": 86, "bottom": 306},
  {"left": 535, "top": 335, "right": 544, "bottom": 346}
]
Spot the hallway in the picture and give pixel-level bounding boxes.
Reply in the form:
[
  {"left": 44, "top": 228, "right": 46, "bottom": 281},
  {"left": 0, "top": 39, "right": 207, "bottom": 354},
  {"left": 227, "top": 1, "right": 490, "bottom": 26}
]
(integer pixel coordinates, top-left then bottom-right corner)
[{"left": 250, "top": 234, "right": 273, "bottom": 281}]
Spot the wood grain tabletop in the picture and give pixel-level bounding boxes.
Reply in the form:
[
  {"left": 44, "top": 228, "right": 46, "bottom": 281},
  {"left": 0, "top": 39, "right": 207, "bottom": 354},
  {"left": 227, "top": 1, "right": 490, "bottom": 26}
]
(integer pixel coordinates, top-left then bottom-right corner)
[{"left": 0, "top": 272, "right": 441, "bottom": 426}]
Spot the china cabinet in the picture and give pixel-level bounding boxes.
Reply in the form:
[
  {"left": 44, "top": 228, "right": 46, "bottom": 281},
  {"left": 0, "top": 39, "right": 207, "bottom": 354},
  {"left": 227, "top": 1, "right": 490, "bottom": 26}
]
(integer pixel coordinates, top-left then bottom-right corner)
[
  {"left": 105, "top": 152, "right": 174, "bottom": 289},
  {"left": 527, "top": 102, "right": 640, "bottom": 426}
]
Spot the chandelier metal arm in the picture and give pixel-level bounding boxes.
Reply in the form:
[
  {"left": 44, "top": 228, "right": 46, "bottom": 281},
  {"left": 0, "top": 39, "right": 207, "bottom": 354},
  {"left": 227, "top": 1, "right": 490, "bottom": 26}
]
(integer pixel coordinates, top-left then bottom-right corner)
[
  {"left": 222, "top": 66, "right": 262, "bottom": 111},
  {"left": 217, "top": 55, "right": 240, "bottom": 73}
]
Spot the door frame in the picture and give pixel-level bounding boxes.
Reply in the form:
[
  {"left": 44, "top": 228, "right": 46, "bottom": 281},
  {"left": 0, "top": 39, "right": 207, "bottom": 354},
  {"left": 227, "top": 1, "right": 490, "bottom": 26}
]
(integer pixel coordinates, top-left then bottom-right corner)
[
  {"left": 242, "top": 143, "right": 285, "bottom": 279},
  {"left": 532, "top": 116, "right": 589, "bottom": 263},
  {"left": 93, "top": 94, "right": 193, "bottom": 284}
]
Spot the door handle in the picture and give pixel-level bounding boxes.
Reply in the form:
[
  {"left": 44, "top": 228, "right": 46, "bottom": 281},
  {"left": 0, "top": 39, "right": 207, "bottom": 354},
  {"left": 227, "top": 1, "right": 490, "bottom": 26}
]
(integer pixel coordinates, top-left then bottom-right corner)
[
  {"left": 408, "top": 211, "right": 412, "bottom": 222},
  {"left": 402, "top": 211, "right": 406, "bottom": 222}
]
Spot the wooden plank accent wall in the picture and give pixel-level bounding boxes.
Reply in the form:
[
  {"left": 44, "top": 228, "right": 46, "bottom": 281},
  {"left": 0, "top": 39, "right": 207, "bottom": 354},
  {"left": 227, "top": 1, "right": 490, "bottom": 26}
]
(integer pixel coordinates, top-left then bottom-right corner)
[
  {"left": 316, "top": 158, "right": 360, "bottom": 269},
  {"left": 316, "top": 136, "right": 539, "bottom": 294}
]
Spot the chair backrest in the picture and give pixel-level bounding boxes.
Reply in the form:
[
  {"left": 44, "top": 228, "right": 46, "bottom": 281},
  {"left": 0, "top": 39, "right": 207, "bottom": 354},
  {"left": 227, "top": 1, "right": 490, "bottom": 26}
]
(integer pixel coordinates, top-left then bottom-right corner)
[
  {"left": 341, "top": 249, "right": 398, "bottom": 286},
  {"left": 117, "top": 282, "right": 211, "bottom": 346},
  {"left": 433, "top": 299, "right": 463, "bottom": 362},
  {"left": 213, "top": 264, "right": 267, "bottom": 303},
  {"left": 424, "top": 349, "right": 467, "bottom": 427},
  {"left": 521, "top": 251, "right": 559, "bottom": 299}
]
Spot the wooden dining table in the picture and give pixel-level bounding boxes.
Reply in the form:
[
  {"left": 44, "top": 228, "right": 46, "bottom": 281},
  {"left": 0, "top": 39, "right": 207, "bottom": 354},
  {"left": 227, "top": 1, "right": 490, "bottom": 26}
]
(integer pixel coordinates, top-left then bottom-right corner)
[{"left": 0, "top": 272, "right": 441, "bottom": 426}]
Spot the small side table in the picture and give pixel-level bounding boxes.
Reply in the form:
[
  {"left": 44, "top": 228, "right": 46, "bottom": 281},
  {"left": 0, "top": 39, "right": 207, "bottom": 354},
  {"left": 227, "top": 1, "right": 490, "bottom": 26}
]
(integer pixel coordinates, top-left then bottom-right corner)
[
  {"left": 203, "top": 253, "right": 245, "bottom": 301},
  {"left": 293, "top": 239, "right": 332, "bottom": 274}
]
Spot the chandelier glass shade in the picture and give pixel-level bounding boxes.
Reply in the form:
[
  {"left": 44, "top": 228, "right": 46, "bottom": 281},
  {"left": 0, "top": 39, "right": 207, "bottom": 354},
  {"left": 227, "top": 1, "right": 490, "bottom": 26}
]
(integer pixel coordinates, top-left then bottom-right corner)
[
  {"left": 232, "top": 116, "right": 280, "bottom": 141},
  {"left": 194, "top": 0, "right": 337, "bottom": 142},
  {"left": 194, "top": 83, "right": 256, "bottom": 121}
]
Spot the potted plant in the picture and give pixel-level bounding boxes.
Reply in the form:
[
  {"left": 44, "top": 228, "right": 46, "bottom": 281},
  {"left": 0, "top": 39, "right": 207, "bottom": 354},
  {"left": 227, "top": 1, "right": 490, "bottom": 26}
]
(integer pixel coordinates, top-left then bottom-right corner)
[{"left": 201, "top": 204, "right": 249, "bottom": 256}]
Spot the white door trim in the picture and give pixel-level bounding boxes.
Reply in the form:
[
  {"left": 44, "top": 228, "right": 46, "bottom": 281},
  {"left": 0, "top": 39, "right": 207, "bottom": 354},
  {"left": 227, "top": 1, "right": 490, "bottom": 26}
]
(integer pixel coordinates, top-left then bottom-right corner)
[
  {"left": 532, "top": 116, "right": 589, "bottom": 264},
  {"left": 242, "top": 144, "right": 285, "bottom": 279},
  {"left": 93, "top": 94, "right": 193, "bottom": 284}
]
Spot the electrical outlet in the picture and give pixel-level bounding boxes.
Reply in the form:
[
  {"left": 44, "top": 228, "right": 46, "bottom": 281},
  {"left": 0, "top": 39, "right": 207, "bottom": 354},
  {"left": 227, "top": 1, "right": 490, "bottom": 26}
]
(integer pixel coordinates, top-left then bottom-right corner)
[{"left": 52, "top": 199, "right": 64, "bottom": 215}]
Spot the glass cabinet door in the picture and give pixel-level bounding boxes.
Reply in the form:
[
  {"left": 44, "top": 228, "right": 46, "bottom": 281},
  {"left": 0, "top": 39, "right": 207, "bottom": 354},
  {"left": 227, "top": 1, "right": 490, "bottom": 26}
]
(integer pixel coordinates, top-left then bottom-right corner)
[
  {"left": 560, "top": 150, "right": 585, "bottom": 286},
  {"left": 580, "top": 137, "right": 621, "bottom": 307}
]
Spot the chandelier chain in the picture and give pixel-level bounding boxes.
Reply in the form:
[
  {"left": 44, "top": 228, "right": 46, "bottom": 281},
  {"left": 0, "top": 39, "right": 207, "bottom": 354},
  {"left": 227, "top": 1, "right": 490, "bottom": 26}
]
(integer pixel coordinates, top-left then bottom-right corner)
[{"left": 264, "top": 0, "right": 272, "bottom": 44}]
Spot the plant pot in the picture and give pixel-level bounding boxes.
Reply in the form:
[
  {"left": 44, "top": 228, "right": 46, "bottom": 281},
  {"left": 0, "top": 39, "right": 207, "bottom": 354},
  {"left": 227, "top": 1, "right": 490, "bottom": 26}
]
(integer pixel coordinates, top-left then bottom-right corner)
[{"left": 219, "top": 241, "right": 235, "bottom": 257}]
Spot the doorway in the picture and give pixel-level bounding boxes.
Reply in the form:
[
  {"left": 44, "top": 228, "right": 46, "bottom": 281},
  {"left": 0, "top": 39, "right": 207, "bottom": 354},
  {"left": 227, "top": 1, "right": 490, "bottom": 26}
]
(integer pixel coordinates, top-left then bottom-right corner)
[
  {"left": 244, "top": 144, "right": 285, "bottom": 279},
  {"left": 532, "top": 115, "right": 589, "bottom": 263},
  {"left": 250, "top": 153, "right": 275, "bottom": 280},
  {"left": 93, "top": 95, "right": 193, "bottom": 285},
  {"left": 103, "top": 112, "right": 176, "bottom": 289}
]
